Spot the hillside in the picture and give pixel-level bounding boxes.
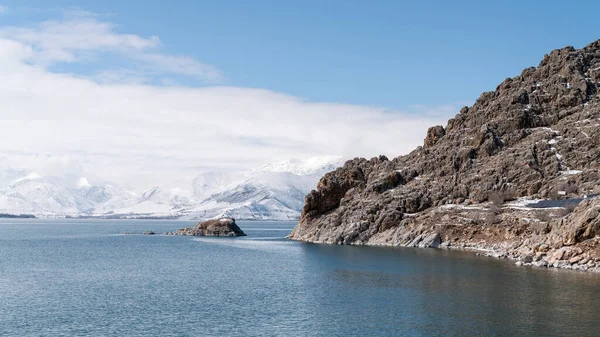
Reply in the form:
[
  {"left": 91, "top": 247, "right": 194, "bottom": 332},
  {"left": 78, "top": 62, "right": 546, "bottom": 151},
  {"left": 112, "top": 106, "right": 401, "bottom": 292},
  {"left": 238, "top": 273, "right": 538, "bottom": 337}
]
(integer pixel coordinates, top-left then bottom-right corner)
[{"left": 289, "top": 40, "right": 600, "bottom": 272}]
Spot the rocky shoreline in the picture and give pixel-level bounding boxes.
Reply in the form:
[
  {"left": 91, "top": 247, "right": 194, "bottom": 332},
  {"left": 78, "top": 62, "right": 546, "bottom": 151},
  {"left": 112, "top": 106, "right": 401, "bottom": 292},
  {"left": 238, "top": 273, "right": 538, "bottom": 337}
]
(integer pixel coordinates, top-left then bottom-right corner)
[
  {"left": 290, "top": 199, "right": 600, "bottom": 273},
  {"left": 288, "top": 40, "right": 600, "bottom": 273}
]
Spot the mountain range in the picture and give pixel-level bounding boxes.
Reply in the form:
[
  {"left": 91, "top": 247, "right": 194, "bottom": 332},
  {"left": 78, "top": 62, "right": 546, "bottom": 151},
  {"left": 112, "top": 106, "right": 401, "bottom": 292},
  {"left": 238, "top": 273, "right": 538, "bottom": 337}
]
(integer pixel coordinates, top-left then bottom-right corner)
[{"left": 0, "top": 156, "right": 343, "bottom": 220}]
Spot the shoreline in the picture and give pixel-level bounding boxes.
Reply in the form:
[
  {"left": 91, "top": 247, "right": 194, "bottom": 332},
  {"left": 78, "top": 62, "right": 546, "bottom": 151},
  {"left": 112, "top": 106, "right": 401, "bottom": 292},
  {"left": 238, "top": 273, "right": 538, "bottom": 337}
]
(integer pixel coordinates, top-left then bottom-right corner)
[
  {"left": 288, "top": 199, "right": 600, "bottom": 274},
  {"left": 288, "top": 235, "right": 600, "bottom": 273}
]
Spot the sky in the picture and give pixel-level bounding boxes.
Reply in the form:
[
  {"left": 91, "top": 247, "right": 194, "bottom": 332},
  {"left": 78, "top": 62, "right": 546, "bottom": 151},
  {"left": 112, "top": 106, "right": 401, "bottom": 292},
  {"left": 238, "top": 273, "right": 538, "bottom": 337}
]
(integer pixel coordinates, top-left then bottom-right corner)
[{"left": 1, "top": 1, "right": 599, "bottom": 190}]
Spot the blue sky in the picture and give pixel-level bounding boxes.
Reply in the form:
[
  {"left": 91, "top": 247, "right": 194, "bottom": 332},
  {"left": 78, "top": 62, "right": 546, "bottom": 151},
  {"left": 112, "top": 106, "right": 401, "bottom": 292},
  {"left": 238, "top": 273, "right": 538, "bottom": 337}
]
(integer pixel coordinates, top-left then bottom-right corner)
[
  {"left": 3, "top": 0, "right": 600, "bottom": 109},
  {"left": 0, "top": 1, "right": 599, "bottom": 189}
]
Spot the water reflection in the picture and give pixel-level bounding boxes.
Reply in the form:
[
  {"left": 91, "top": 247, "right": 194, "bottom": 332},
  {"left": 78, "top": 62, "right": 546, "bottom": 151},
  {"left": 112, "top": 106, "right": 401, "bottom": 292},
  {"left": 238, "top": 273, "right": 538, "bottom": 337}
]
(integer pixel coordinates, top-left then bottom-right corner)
[{"left": 297, "top": 243, "right": 600, "bottom": 336}]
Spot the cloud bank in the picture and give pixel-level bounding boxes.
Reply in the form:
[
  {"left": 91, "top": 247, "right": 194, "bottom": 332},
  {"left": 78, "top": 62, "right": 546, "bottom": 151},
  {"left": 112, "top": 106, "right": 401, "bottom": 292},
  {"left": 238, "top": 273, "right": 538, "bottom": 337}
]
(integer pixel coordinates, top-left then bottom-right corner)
[{"left": 0, "top": 10, "right": 459, "bottom": 190}]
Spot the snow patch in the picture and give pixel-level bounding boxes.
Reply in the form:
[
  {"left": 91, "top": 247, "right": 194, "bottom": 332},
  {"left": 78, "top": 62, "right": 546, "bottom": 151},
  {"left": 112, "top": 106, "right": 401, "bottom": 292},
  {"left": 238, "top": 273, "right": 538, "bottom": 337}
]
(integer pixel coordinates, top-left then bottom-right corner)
[
  {"left": 539, "top": 127, "right": 560, "bottom": 134},
  {"left": 560, "top": 170, "right": 582, "bottom": 175},
  {"left": 440, "top": 204, "right": 485, "bottom": 211},
  {"left": 505, "top": 197, "right": 545, "bottom": 208}
]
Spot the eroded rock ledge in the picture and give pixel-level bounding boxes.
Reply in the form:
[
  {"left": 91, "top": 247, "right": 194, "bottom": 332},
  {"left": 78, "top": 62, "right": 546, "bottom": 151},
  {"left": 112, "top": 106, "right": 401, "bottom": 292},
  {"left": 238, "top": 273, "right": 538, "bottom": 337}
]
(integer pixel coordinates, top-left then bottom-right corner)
[
  {"left": 289, "top": 39, "right": 600, "bottom": 273},
  {"left": 166, "top": 218, "right": 246, "bottom": 237}
]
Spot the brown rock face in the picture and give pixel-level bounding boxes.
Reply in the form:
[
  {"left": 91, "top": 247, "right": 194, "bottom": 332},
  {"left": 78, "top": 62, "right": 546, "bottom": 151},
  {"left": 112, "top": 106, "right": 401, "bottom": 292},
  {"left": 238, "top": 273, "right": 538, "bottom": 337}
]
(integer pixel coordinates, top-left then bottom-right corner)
[
  {"left": 289, "top": 40, "right": 600, "bottom": 272},
  {"left": 424, "top": 125, "right": 445, "bottom": 147},
  {"left": 560, "top": 199, "right": 600, "bottom": 245},
  {"left": 166, "top": 218, "right": 246, "bottom": 236}
]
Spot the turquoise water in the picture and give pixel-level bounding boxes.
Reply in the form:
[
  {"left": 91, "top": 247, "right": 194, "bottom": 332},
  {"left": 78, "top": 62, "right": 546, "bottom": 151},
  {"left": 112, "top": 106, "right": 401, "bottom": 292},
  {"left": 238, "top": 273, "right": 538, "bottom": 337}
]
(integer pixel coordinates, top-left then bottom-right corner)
[{"left": 1, "top": 219, "right": 599, "bottom": 336}]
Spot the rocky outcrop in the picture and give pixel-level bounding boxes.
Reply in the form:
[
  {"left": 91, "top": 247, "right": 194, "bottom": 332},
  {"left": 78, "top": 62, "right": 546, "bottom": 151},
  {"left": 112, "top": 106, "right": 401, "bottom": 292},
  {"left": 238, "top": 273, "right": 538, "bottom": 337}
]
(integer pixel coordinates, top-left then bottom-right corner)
[
  {"left": 289, "top": 40, "right": 600, "bottom": 272},
  {"left": 166, "top": 218, "right": 246, "bottom": 236},
  {"left": 424, "top": 125, "right": 445, "bottom": 147},
  {"left": 559, "top": 198, "right": 600, "bottom": 245}
]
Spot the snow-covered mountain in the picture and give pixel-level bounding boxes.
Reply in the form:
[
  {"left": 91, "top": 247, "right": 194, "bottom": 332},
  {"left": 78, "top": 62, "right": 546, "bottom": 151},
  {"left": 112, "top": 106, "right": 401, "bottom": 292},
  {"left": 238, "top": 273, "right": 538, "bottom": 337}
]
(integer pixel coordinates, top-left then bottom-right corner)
[
  {"left": 0, "top": 174, "right": 138, "bottom": 217},
  {"left": 183, "top": 170, "right": 319, "bottom": 220},
  {"left": 252, "top": 155, "right": 342, "bottom": 175},
  {"left": 0, "top": 156, "right": 344, "bottom": 220}
]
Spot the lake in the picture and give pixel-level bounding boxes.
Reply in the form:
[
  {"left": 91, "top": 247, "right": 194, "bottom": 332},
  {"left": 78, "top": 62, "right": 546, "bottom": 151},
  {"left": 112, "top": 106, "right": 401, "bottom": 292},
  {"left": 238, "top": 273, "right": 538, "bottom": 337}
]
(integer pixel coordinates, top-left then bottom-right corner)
[{"left": 1, "top": 219, "right": 599, "bottom": 336}]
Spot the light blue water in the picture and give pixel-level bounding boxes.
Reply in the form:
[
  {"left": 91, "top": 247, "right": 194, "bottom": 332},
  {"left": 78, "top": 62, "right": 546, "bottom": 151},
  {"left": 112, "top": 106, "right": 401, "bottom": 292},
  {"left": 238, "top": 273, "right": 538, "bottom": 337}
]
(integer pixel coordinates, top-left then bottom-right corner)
[{"left": 1, "top": 219, "right": 599, "bottom": 336}]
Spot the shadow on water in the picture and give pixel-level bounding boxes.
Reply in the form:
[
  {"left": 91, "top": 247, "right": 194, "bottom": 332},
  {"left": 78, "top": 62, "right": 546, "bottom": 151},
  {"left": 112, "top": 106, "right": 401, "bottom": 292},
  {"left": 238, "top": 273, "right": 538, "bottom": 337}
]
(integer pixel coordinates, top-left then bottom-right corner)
[{"left": 295, "top": 242, "right": 600, "bottom": 336}]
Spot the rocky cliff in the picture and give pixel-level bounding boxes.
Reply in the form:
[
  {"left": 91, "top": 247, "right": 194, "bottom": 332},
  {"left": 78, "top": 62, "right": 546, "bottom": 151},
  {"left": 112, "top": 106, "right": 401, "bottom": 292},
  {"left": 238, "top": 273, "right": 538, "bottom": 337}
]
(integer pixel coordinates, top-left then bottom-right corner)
[{"left": 289, "top": 40, "right": 600, "bottom": 272}]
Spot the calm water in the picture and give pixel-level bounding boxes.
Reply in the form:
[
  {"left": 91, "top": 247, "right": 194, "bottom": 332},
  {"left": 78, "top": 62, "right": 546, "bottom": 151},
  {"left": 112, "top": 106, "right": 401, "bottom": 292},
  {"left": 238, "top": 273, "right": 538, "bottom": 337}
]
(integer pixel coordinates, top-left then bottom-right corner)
[{"left": 1, "top": 219, "right": 599, "bottom": 336}]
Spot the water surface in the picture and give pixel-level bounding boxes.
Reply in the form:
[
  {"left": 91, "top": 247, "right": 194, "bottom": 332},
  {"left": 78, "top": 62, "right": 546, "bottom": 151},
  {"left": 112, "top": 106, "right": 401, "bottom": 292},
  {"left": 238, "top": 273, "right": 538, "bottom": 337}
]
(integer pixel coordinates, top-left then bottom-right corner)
[{"left": 1, "top": 219, "right": 599, "bottom": 336}]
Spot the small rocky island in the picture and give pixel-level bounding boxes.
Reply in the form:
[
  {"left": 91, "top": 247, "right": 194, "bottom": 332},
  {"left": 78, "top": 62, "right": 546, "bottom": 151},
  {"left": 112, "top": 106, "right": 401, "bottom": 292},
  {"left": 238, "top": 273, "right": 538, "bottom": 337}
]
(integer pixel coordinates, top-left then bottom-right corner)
[
  {"left": 166, "top": 218, "right": 246, "bottom": 237},
  {"left": 121, "top": 231, "right": 156, "bottom": 235}
]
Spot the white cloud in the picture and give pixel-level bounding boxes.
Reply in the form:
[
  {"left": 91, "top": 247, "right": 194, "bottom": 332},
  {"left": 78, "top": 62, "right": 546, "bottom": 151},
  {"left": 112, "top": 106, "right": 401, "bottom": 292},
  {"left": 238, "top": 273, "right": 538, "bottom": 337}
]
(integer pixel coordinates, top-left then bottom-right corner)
[
  {"left": 134, "top": 53, "right": 223, "bottom": 83},
  {"left": 0, "top": 18, "right": 158, "bottom": 59},
  {"left": 0, "top": 15, "right": 459, "bottom": 191},
  {"left": 0, "top": 16, "right": 222, "bottom": 82}
]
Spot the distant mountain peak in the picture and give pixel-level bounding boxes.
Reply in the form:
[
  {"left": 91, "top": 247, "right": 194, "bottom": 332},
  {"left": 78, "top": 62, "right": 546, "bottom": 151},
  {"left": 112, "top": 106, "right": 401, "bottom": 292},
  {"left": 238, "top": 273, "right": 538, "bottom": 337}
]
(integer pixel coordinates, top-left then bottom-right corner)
[
  {"left": 77, "top": 177, "right": 91, "bottom": 188},
  {"left": 253, "top": 155, "right": 344, "bottom": 176},
  {"left": 11, "top": 172, "right": 42, "bottom": 186}
]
